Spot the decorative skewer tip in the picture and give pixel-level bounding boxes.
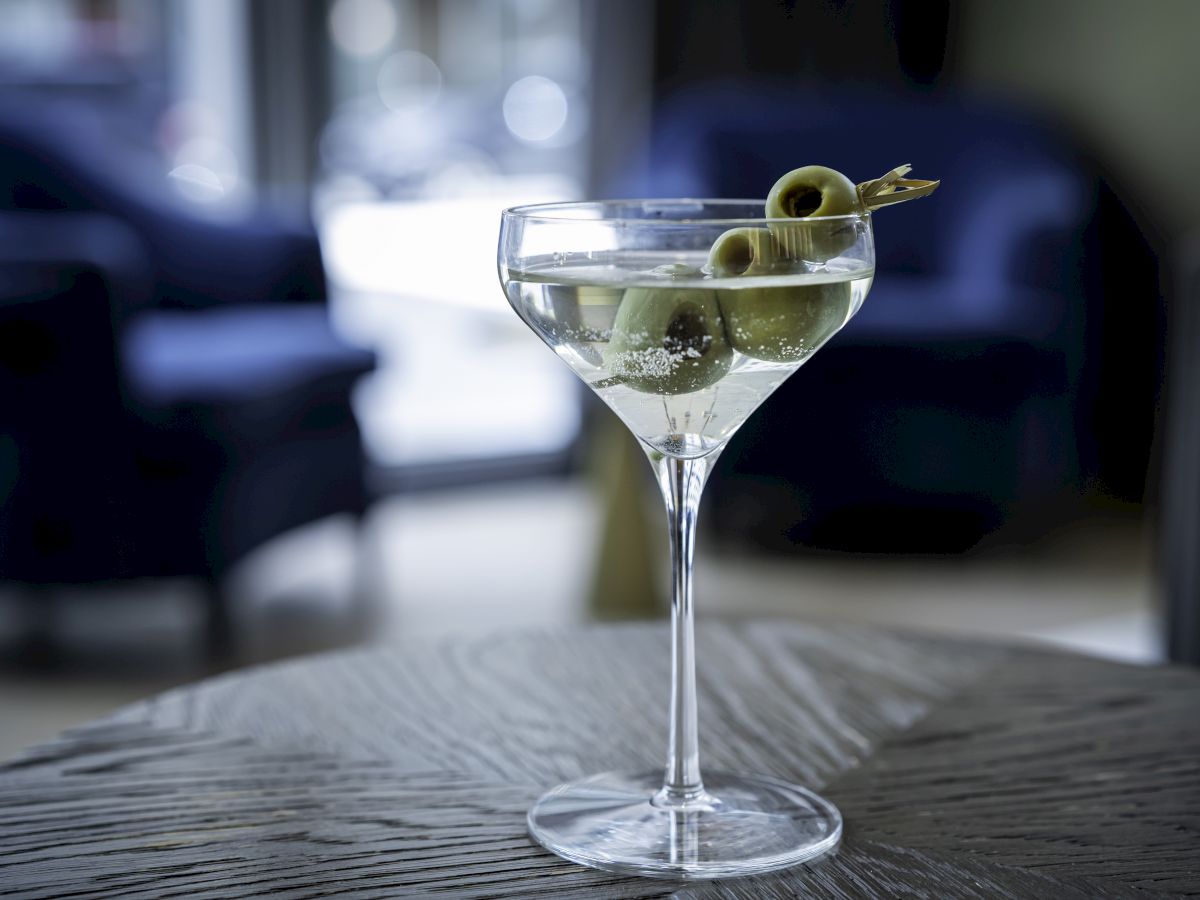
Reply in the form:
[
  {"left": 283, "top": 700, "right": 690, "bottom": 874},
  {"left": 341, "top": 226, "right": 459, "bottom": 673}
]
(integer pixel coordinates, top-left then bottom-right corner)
[{"left": 856, "top": 165, "right": 940, "bottom": 210}]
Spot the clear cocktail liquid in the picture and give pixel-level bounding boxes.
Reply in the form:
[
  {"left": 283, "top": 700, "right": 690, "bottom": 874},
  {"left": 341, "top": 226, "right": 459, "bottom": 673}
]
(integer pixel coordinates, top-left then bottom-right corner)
[{"left": 505, "top": 251, "right": 873, "bottom": 457}]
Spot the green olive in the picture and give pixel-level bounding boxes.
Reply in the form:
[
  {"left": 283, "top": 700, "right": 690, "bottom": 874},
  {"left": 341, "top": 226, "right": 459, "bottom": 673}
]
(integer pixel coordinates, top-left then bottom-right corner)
[
  {"left": 604, "top": 286, "right": 732, "bottom": 394},
  {"left": 708, "top": 223, "right": 852, "bottom": 361},
  {"left": 707, "top": 227, "right": 778, "bottom": 277},
  {"left": 765, "top": 165, "right": 861, "bottom": 263},
  {"left": 718, "top": 280, "right": 853, "bottom": 363},
  {"left": 766, "top": 165, "right": 860, "bottom": 220}
]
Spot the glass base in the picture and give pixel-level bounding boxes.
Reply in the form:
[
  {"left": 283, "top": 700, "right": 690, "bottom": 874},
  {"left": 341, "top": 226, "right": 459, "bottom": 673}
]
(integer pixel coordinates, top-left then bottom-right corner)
[{"left": 527, "top": 770, "right": 842, "bottom": 880}]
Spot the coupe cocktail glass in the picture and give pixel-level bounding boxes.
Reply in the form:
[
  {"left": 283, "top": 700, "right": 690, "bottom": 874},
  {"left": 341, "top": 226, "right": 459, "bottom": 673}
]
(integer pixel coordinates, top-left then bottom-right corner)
[{"left": 498, "top": 200, "right": 874, "bottom": 880}]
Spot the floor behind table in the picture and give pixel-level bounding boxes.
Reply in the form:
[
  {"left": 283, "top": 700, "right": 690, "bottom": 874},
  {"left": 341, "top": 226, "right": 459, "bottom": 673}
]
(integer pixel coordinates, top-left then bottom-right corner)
[{"left": 0, "top": 476, "right": 1157, "bottom": 762}]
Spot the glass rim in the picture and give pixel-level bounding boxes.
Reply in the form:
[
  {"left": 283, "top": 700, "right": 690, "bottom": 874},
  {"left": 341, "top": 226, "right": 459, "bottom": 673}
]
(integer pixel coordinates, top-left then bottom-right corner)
[{"left": 501, "top": 198, "right": 872, "bottom": 227}]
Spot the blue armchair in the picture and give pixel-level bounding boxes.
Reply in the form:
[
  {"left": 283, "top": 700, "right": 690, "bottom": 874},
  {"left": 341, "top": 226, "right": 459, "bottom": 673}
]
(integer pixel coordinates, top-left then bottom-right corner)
[
  {"left": 614, "top": 84, "right": 1159, "bottom": 551},
  {"left": 0, "top": 97, "right": 375, "bottom": 659}
]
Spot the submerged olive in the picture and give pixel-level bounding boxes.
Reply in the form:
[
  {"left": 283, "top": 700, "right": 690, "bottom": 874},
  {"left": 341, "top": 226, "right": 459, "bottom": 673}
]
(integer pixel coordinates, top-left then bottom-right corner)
[
  {"left": 604, "top": 286, "right": 732, "bottom": 394},
  {"left": 718, "top": 281, "right": 853, "bottom": 364}
]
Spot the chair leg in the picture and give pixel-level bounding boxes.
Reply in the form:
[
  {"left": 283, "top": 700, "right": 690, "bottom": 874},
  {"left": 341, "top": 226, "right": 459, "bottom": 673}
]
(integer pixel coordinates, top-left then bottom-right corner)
[
  {"left": 347, "top": 509, "right": 379, "bottom": 636},
  {"left": 16, "top": 586, "right": 60, "bottom": 670},
  {"left": 203, "top": 578, "right": 235, "bottom": 668}
]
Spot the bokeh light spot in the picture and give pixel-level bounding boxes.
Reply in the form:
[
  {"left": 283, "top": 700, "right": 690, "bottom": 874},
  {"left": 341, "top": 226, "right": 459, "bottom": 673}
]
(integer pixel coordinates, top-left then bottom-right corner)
[
  {"left": 378, "top": 51, "right": 442, "bottom": 112},
  {"left": 329, "top": 0, "right": 396, "bottom": 58},
  {"left": 502, "top": 75, "right": 569, "bottom": 143}
]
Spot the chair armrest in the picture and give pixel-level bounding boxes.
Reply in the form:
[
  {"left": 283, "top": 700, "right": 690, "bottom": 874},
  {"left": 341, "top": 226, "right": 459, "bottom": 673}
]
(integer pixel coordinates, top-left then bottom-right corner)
[
  {"left": 0, "top": 210, "right": 152, "bottom": 322},
  {"left": 0, "top": 262, "right": 124, "bottom": 406}
]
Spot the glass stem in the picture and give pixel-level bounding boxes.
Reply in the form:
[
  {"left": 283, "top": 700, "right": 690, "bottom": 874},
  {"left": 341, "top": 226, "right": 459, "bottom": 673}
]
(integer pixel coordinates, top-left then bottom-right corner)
[{"left": 648, "top": 448, "right": 720, "bottom": 807}]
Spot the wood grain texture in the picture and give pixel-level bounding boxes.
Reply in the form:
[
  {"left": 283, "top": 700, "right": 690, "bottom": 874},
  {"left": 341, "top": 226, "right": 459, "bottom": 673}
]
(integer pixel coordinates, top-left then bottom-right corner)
[{"left": 1, "top": 620, "right": 1197, "bottom": 898}]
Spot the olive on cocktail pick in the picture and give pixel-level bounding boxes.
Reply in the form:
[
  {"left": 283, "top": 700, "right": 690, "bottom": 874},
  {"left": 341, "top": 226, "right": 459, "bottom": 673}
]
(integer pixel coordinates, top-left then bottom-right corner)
[
  {"left": 765, "top": 164, "right": 862, "bottom": 263},
  {"left": 708, "top": 226, "right": 852, "bottom": 363},
  {"left": 710, "top": 163, "right": 939, "bottom": 361},
  {"left": 604, "top": 284, "right": 732, "bottom": 395},
  {"left": 708, "top": 226, "right": 779, "bottom": 277},
  {"left": 765, "top": 165, "right": 861, "bottom": 221}
]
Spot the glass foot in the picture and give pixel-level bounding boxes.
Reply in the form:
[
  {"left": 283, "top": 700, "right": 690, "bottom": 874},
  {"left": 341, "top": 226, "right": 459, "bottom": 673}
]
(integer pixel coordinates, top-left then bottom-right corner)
[{"left": 527, "top": 770, "right": 842, "bottom": 880}]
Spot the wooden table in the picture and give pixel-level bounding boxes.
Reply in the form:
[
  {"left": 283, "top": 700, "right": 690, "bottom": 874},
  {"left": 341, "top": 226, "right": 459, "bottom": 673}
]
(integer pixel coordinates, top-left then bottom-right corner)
[{"left": 2, "top": 621, "right": 1197, "bottom": 898}]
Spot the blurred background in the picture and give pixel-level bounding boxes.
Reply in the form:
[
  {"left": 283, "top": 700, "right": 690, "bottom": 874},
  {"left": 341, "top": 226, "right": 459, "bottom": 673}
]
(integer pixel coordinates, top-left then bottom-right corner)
[{"left": 2, "top": 0, "right": 1197, "bottom": 760}]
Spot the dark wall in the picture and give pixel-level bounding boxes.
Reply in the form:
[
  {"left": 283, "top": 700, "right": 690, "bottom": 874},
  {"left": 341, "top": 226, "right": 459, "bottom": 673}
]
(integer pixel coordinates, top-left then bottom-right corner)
[{"left": 652, "top": 0, "right": 951, "bottom": 95}]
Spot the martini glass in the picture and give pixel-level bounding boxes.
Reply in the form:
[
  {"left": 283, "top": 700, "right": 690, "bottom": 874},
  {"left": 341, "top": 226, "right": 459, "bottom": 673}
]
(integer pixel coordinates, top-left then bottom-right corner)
[{"left": 498, "top": 200, "right": 873, "bottom": 880}]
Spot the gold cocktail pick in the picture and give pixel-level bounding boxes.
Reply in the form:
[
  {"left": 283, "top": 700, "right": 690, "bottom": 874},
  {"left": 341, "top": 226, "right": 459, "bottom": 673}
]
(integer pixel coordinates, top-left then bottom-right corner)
[{"left": 857, "top": 164, "right": 940, "bottom": 209}]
